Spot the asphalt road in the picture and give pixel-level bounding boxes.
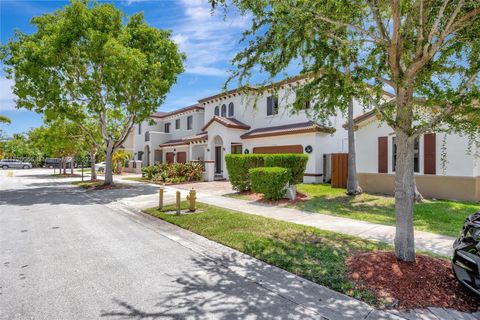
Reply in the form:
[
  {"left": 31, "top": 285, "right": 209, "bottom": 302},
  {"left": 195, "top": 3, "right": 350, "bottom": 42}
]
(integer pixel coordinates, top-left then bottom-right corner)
[{"left": 0, "top": 169, "right": 330, "bottom": 320}]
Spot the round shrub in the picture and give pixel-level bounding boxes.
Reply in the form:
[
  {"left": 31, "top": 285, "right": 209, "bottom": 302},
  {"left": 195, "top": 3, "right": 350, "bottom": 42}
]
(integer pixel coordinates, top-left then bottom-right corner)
[{"left": 249, "top": 167, "right": 291, "bottom": 200}]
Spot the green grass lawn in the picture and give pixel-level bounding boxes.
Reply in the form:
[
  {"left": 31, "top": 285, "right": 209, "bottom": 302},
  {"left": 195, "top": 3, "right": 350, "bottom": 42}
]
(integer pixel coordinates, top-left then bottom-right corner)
[
  {"left": 145, "top": 202, "right": 392, "bottom": 305},
  {"left": 295, "top": 184, "right": 479, "bottom": 237}
]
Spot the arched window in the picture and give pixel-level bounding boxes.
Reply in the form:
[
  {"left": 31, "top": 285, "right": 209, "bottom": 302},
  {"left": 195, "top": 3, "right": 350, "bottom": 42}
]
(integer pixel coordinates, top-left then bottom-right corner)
[
  {"left": 221, "top": 104, "right": 227, "bottom": 117},
  {"left": 228, "top": 102, "right": 234, "bottom": 117},
  {"left": 214, "top": 106, "right": 219, "bottom": 116}
]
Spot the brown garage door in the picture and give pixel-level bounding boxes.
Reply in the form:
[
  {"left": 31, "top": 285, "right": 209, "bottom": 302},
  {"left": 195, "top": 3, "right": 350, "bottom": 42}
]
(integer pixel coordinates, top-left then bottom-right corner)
[
  {"left": 177, "top": 151, "right": 187, "bottom": 164},
  {"left": 252, "top": 145, "right": 303, "bottom": 154}
]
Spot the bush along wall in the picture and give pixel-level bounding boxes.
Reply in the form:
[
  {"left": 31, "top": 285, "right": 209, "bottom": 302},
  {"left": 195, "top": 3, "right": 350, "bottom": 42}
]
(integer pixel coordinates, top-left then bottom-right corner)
[
  {"left": 141, "top": 162, "right": 203, "bottom": 183},
  {"left": 225, "top": 153, "right": 308, "bottom": 191},
  {"left": 263, "top": 154, "right": 308, "bottom": 185},
  {"left": 225, "top": 154, "right": 264, "bottom": 191},
  {"left": 249, "top": 167, "right": 291, "bottom": 200}
]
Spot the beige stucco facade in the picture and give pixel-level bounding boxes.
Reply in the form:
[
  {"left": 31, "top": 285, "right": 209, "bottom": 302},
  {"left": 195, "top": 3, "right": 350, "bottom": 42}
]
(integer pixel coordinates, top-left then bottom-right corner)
[{"left": 358, "top": 173, "right": 480, "bottom": 202}]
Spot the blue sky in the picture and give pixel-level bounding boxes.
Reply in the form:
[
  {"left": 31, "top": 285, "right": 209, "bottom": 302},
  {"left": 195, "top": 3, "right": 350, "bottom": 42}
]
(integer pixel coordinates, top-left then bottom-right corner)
[{"left": 0, "top": 0, "right": 257, "bottom": 136}]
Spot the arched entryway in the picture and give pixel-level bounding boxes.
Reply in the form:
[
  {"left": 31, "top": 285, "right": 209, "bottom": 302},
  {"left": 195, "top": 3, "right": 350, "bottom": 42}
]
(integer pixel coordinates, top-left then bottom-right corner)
[
  {"left": 212, "top": 135, "right": 223, "bottom": 175},
  {"left": 143, "top": 145, "right": 150, "bottom": 167}
]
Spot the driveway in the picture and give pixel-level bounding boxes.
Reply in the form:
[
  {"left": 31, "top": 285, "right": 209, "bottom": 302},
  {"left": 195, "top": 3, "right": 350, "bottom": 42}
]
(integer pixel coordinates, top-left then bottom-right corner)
[{"left": 0, "top": 169, "right": 385, "bottom": 320}]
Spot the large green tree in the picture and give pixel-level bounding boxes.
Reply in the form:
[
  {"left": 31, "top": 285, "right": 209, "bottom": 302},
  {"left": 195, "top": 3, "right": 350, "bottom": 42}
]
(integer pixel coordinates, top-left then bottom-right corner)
[
  {"left": 211, "top": 0, "right": 480, "bottom": 261},
  {"left": 3, "top": 0, "right": 184, "bottom": 185},
  {"left": 29, "top": 120, "right": 85, "bottom": 174},
  {"left": 0, "top": 133, "right": 43, "bottom": 165}
]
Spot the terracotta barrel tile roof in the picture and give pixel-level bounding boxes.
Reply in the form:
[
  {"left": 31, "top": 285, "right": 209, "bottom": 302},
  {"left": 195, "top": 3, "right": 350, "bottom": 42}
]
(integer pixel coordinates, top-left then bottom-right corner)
[
  {"left": 240, "top": 121, "right": 335, "bottom": 140},
  {"left": 151, "top": 104, "right": 204, "bottom": 119},
  {"left": 159, "top": 132, "right": 208, "bottom": 148},
  {"left": 159, "top": 139, "right": 188, "bottom": 147},
  {"left": 184, "top": 132, "right": 208, "bottom": 143},
  {"left": 202, "top": 116, "right": 251, "bottom": 131}
]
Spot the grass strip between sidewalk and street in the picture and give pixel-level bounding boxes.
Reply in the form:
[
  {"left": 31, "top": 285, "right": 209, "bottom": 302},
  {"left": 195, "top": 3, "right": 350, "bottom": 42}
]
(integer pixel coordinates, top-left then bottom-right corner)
[{"left": 145, "top": 201, "right": 392, "bottom": 306}]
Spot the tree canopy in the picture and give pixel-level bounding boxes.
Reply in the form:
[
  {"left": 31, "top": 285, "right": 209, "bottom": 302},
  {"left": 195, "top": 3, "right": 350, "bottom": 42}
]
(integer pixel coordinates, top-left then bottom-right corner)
[{"left": 3, "top": 0, "right": 185, "bottom": 184}]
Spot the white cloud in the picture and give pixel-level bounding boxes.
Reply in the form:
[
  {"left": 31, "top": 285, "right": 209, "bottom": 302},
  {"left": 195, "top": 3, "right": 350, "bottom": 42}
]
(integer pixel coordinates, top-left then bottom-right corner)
[
  {"left": 124, "top": 0, "right": 146, "bottom": 5},
  {"left": 0, "top": 77, "right": 17, "bottom": 111},
  {"left": 173, "top": 0, "right": 249, "bottom": 77}
]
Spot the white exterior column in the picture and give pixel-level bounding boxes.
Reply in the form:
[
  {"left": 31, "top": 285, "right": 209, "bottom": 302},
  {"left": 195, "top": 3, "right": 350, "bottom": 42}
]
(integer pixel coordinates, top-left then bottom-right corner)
[{"left": 188, "top": 143, "right": 193, "bottom": 161}]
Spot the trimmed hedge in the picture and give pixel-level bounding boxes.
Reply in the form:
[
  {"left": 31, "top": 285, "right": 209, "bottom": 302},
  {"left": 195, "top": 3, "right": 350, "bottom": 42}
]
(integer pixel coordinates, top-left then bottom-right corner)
[
  {"left": 264, "top": 154, "right": 308, "bottom": 185},
  {"left": 224, "top": 154, "right": 264, "bottom": 191},
  {"left": 225, "top": 153, "right": 308, "bottom": 191},
  {"left": 249, "top": 167, "right": 291, "bottom": 200}
]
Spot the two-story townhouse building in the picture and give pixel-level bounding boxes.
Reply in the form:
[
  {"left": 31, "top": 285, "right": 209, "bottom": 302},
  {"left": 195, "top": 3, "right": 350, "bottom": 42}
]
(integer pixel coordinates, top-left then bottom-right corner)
[
  {"left": 198, "top": 77, "right": 372, "bottom": 182},
  {"left": 125, "top": 76, "right": 375, "bottom": 182},
  {"left": 128, "top": 105, "right": 206, "bottom": 169}
]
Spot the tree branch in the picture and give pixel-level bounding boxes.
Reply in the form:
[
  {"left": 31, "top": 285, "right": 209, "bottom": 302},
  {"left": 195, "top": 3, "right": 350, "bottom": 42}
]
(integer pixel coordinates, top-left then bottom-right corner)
[
  {"left": 414, "top": 71, "right": 479, "bottom": 136},
  {"left": 389, "top": 0, "right": 402, "bottom": 80},
  {"left": 312, "top": 13, "right": 388, "bottom": 45},
  {"left": 367, "top": 0, "right": 389, "bottom": 40}
]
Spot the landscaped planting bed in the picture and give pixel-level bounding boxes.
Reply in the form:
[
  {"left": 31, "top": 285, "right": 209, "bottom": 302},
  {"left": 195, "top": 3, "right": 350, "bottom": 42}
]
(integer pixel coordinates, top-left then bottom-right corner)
[{"left": 145, "top": 202, "right": 479, "bottom": 311}]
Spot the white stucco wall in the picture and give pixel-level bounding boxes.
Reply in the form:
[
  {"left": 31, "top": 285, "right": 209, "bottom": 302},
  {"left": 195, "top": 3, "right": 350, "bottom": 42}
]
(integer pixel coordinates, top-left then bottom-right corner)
[
  {"left": 202, "top": 87, "right": 366, "bottom": 135},
  {"left": 355, "top": 119, "right": 477, "bottom": 177}
]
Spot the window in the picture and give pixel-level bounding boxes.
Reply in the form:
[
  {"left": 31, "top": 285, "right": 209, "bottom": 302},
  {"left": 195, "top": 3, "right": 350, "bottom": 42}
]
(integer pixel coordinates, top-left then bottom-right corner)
[
  {"left": 231, "top": 144, "right": 242, "bottom": 154},
  {"left": 144, "top": 131, "right": 150, "bottom": 142},
  {"left": 165, "top": 123, "right": 170, "bottom": 133},
  {"left": 138, "top": 122, "right": 142, "bottom": 135},
  {"left": 392, "top": 137, "right": 419, "bottom": 173},
  {"left": 187, "top": 115, "right": 193, "bottom": 130},
  {"left": 221, "top": 104, "right": 227, "bottom": 117},
  {"left": 214, "top": 106, "right": 220, "bottom": 116},
  {"left": 267, "top": 95, "right": 279, "bottom": 116},
  {"left": 175, "top": 119, "right": 180, "bottom": 130},
  {"left": 138, "top": 151, "right": 143, "bottom": 161},
  {"left": 228, "top": 102, "right": 234, "bottom": 117}
]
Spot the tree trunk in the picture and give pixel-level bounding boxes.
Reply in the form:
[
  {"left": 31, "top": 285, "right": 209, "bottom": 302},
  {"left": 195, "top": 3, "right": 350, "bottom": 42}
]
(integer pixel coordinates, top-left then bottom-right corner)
[
  {"left": 90, "top": 147, "right": 97, "bottom": 181},
  {"left": 62, "top": 157, "right": 66, "bottom": 175},
  {"left": 346, "top": 97, "right": 362, "bottom": 196},
  {"left": 104, "top": 141, "right": 114, "bottom": 185},
  {"left": 70, "top": 156, "right": 74, "bottom": 175},
  {"left": 394, "top": 129, "right": 416, "bottom": 262},
  {"left": 413, "top": 178, "right": 424, "bottom": 202}
]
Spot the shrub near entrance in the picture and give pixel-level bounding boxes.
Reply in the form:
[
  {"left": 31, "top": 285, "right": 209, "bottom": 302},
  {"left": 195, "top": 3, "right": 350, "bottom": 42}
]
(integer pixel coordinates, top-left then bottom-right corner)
[
  {"left": 263, "top": 154, "right": 308, "bottom": 184},
  {"left": 225, "top": 153, "right": 308, "bottom": 191},
  {"left": 249, "top": 167, "right": 291, "bottom": 200},
  {"left": 225, "top": 154, "right": 264, "bottom": 191}
]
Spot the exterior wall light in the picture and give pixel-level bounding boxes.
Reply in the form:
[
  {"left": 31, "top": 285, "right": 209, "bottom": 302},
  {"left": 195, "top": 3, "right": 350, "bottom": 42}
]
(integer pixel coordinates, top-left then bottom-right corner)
[
  {"left": 305, "top": 145, "right": 313, "bottom": 153},
  {"left": 244, "top": 149, "right": 250, "bottom": 154}
]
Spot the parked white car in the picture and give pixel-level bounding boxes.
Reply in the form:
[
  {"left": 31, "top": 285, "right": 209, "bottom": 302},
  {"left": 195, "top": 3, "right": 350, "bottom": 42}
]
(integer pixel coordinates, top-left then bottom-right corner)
[
  {"left": 95, "top": 162, "right": 106, "bottom": 172},
  {"left": 0, "top": 159, "right": 33, "bottom": 169}
]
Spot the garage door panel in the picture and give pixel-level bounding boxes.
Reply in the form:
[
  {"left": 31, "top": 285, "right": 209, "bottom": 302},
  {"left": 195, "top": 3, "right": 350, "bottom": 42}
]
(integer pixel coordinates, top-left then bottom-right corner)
[{"left": 252, "top": 145, "right": 303, "bottom": 154}]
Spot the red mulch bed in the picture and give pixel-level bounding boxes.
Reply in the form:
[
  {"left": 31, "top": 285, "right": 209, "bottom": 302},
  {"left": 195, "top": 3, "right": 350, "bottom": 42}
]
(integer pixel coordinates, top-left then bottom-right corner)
[
  {"left": 347, "top": 251, "right": 479, "bottom": 312},
  {"left": 236, "top": 191, "right": 310, "bottom": 206}
]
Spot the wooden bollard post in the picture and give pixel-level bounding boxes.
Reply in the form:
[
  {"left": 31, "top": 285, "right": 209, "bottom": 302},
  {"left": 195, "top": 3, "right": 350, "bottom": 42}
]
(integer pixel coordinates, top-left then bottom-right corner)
[
  {"left": 158, "top": 184, "right": 165, "bottom": 210},
  {"left": 186, "top": 188, "right": 196, "bottom": 212},
  {"left": 176, "top": 191, "right": 181, "bottom": 215}
]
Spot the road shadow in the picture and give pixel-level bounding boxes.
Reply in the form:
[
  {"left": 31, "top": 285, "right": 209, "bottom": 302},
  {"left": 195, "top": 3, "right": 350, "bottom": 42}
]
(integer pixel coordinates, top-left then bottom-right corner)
[
  {"left": 98, "top": 251, "right": 356, "bottom": 319},
  {"left": 0, "top": 180, "right": 161, "bottom": 207}
]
